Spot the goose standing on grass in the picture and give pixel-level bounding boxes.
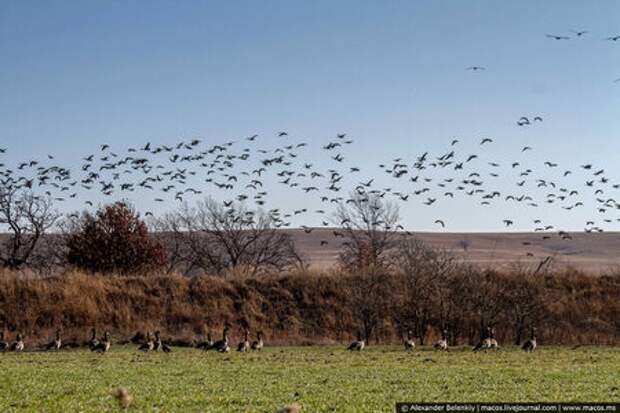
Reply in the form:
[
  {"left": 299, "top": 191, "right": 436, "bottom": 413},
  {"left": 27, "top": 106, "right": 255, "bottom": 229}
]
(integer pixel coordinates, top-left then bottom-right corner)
[
  {"left": 473, "top": 327, "right": 492, "bottom": 352},
  {"left": 522, "top": 328, "right": 537, "bottom": 352},
  {"left": 237, "top": 329, "right": 250, "bottom": 352},
  {"left": 88, "top": 328, "right": 99, "bottom": 350},
  {"left": 196, "top": 331, "right": 213, "bottom": 350},
  {"left": 403, "top": 330, "right": 415, "bottom": 351},
  {"left": 45, "top": 329, "right": 62, "bottom": 351},
  {"left": 347, "top": 332, "right": 365, "bottom": 351},
  {"left": 488, "top": 327, "right": 499, "bottom": 350},
  {"left": 154, "top": 331, "right": 172, "bottom": 353},
  {"left": 92, "top": 331, "right": 111, "bottom": 353},
  {"left": 139, "top": 332, "right": 154, "bottom": 352},
  {"left": 153, "top": 331, "right": 162, "bottom": 351},
  {"left": 251, "top": 331, "right": 264, "bottom": 351},
  {"left": 10, "top": 334, "right": 24, "bottom": 352},
  {"left": 434, "top": 330, "right": 448, "bottom": 351},
  {"left": 0, "top": 331, "right": 8, "bottom": 352},
  {"left": 211, "top": 326, "right": 230, "bottom": 353}
]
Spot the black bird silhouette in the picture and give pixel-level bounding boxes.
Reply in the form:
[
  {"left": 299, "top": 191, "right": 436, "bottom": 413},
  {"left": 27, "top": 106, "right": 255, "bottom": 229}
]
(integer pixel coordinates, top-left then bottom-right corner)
[
  {"left": 571, "top": 30, "right": 588, "bottom": 36},
  {"left": 546, "top": 34, "right": 570, "bottom": 40}
]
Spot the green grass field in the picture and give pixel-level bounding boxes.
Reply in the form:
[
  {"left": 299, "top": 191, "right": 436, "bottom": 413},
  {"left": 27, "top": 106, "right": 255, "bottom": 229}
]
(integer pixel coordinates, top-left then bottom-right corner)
[{"left": 0, "top": 345, "right": 618, "bottom": 412}]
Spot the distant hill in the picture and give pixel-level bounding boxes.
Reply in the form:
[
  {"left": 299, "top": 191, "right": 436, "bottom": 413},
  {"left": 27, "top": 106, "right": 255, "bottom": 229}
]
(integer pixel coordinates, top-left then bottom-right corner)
[
  {"left": 284, "top": 229, "right": 620, "bottom": 273},
  {"left": 2, "top": 230, "right": 618, "bottom": 273}
]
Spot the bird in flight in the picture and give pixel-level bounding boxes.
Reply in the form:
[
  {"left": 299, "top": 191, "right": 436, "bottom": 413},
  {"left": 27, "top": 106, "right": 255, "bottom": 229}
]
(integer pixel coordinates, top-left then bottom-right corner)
[
  {"left": 571, "top": 30, "right": 588, "bottom": 36},
  {"left": 546, "top": 34, "right": 570, "bottom": 40},
  {"left": 434, "top": 219, "right": 445, "bottom": 228},
  {"left": 517, "top": 116, "right": 530, "bottom": 126},
  {"left": 466, "top": 66, "right": 486, "bottom": 71},
  {"left": 480, "top": 138, "right": 493, "bottom": 145},
  {"left": 606, "top": 35, "right": 620, "bottom": 41}
]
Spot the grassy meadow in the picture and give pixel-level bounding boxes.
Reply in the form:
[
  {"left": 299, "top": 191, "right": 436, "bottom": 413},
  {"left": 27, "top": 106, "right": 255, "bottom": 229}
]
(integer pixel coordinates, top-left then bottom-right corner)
[{"left": 0, "top": 345, "right": 618, "bottom": 412}]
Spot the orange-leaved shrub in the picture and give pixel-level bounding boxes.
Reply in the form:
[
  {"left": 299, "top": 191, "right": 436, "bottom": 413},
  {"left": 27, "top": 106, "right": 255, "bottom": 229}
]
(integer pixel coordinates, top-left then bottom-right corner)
[{"left": 66, "top": 202, "right": 166, "bottom": 274}]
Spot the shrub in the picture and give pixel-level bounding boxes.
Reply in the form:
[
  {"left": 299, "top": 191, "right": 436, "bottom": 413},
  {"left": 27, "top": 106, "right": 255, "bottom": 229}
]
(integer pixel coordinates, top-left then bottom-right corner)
[{"left": 66, "top": 202, "right": 166, "bottom": 274}]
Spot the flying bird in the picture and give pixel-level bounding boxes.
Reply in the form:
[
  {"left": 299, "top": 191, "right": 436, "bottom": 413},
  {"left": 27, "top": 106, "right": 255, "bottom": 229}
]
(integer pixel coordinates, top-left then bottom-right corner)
[
  {"left": 546, "top": 34, "right": 570, "bottom": 40},
  {"left": 571, "top": 30, "right": 588, "bottom": 36}
]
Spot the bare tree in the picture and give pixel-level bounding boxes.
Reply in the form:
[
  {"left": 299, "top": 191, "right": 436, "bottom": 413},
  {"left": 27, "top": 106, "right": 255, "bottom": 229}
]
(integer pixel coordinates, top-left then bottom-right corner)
[
  {"left": 333, "top": 191, "right": 400, "bottom": 270},
  {"left": 392, "top": 238, "right": 463, "bottom": 344},
  {"left": 392, "top": 238, "right": 433, "bottom": 343},
  {"left": 172, "top": 198, "right": 302, "bottom": 276},
  {"left": 149, "top": 211, "right": 193, "bottom": 275},
  {"left": 442, "top": 265, "right": 479, "bottom": 345},
  {"left": 345, "top": 269, "right": 392, "bottom": 344},
  {"left": 0, "top": 186, "right": 59, "bottom": 270},
  {"left": 460, "top": 268, "right": 510, "bottom": 343},
  {"left": 503, "top": 262, "right": 546, "bottom": 344}
]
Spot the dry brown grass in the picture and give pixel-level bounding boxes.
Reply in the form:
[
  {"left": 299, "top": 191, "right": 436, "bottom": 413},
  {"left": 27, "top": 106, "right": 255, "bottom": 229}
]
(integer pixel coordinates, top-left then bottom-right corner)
[{"left": 0, "top": 267, "right": 617, "bottom": 347}]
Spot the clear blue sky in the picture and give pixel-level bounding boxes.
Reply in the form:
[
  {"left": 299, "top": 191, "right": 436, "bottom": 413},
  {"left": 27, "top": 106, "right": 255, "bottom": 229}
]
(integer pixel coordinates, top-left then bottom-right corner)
[{"left": 1, "top": 1, "right": 619, "bottom": 232}]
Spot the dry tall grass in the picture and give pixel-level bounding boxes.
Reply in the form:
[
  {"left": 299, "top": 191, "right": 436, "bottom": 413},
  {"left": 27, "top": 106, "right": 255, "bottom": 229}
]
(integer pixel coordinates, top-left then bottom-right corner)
[{"left": 0, "top": 267, "right": 617, "bottom": 347}]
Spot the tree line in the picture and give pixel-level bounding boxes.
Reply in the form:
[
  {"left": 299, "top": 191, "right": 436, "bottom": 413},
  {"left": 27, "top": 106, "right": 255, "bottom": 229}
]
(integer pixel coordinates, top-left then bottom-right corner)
[{"left": 1, "top": 186, "right": 618, "bottom": 345}]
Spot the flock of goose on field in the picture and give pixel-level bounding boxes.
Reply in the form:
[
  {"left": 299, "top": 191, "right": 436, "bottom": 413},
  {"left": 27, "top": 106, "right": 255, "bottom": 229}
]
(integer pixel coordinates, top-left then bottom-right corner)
[{"left": 0, "top": 325, "right": 537, "bottom": 354}]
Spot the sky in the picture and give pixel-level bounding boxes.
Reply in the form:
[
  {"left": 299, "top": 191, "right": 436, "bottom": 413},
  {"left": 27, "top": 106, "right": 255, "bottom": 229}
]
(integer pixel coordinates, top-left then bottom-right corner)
[{"left": 1, "top": 1, "right": 619, "bottom": 232}]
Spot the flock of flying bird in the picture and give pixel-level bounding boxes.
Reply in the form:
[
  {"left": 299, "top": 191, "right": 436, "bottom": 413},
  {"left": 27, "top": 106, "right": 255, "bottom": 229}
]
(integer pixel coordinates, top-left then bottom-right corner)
[
  {"left": 0, "top": 29, "right": 619, "bottom": 259},
  {"left": 547, "top": 29, "right": 620, "bottom": 83},
  {"left": 1, "top": 125, "right": 619, "bottom": 256},
  {"left": 473, "top": 30, "right": 620, "bottom": 83}
]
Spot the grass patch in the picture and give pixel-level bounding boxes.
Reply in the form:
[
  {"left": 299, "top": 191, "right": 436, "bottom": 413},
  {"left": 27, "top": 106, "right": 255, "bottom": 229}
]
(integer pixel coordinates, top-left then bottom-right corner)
[{"left": 0, "top": 346, "right": 618, "bottom": 412}]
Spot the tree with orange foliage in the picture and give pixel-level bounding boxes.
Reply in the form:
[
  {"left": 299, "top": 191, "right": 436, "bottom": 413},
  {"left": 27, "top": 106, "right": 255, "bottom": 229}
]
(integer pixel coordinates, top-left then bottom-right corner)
[{"left": 66, "top": 202, "right": 165, "bottom": 274}]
